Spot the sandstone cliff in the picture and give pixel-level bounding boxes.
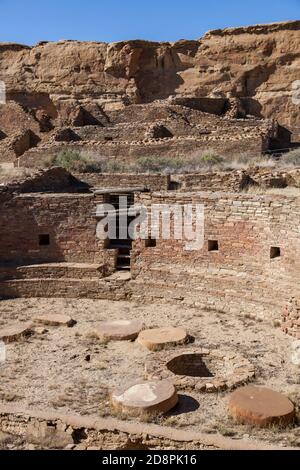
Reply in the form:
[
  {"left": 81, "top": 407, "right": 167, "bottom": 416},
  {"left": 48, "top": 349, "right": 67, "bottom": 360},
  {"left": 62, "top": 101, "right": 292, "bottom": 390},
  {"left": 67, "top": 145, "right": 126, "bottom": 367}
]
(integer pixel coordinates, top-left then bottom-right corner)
[{"left": 0, "top": 20, "right": 299, "bottom": 132}]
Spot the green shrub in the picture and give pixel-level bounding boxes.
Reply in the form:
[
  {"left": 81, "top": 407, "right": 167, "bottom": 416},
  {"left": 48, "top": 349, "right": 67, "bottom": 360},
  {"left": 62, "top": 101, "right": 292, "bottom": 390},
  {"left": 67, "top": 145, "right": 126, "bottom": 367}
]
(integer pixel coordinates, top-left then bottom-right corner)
[
  {"left": 45, "top": 150, "right": 104, "bottom": 173},
  {"left": 136, "top": 156, "right": 186, "bottom": 173},
  {"left": 45, "top": 150, "right": 85, "bottom": 171},
  {"left": 200, "top": 153, "right": 224, "bottom": 167}
]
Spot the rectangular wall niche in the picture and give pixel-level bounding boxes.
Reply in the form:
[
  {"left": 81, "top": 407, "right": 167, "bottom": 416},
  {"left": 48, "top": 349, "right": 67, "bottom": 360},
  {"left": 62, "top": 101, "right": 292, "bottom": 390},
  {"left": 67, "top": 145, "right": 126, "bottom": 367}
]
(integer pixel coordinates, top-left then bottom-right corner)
[
  {"left": 145, "top": 238, "right": 157, "bottom": 248},
  {"left": 208, "top": 240, "right": 219, "bottom": 252},
  {"left": 39, "top": 234, "right": 50, "bottom": 246},
  {"left": 270, "top": 246, "right": 281, "bottom": 259}
]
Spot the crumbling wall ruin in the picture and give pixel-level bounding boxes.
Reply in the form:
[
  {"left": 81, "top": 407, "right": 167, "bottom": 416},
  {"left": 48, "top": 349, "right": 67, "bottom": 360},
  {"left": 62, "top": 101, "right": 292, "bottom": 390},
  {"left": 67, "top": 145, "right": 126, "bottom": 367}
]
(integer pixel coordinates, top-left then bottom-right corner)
[
  {"left": 1, "top": 183, "right": 300, "bottom": 319},
  {"left": 0, "top": 405, "right": 283, "bottom": 451},
  {"left": 75, "top": 173, "right": 170, "bottom": 191},
  {"left": 1, "top": 20, "right": 298, "bottom": 167}
]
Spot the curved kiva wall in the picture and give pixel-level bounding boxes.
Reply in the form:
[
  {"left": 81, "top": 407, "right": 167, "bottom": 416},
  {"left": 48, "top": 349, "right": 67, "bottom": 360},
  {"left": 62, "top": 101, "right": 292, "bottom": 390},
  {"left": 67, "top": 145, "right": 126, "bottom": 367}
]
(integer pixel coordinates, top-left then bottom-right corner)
[
  {"left": 1, "top": 188, "right": 300, "bottom": 319},
  {"left": 131, "top": 192, "right": 300, "bottom": 319}
]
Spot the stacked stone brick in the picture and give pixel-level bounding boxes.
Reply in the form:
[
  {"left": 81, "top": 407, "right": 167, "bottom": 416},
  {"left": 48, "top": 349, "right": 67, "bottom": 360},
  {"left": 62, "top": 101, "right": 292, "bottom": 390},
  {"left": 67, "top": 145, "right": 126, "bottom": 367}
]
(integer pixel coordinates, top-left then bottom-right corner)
[{"left": 282, "top": 298, "right": 300, "bottom": 339}]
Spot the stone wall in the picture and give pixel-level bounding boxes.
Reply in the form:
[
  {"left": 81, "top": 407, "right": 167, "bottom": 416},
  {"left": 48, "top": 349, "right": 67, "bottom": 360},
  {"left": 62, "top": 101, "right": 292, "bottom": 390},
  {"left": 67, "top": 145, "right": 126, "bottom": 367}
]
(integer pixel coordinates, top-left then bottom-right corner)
[
  {"left": 131, "top": 192, "right": 300, "bottom": 317},
  {"left": 1, "top": 167, "right": 90, "bottom": 193},
  {"left": 75, "top": 173, "right": 170, "bottom": 191},
  {"left": 0, "top": 193, "right": 105, "bottom": 265},
  {"left": 18, "top": 135, "right": 266, "bottom": 168},
  {"left": 2, "top": 180, "right": 300, "bottom": 318},
  {"left": 173, "top": 171, "right": 253, "bottom": 192},
  {"left": 78, "top": 169, "right": 300, "bottom": 193},
  {"left": 282, "top": 298, "right": 300, "bottom": 339},
  {"left": 0, "top": 404, "right": 282, "bottom": 450}
]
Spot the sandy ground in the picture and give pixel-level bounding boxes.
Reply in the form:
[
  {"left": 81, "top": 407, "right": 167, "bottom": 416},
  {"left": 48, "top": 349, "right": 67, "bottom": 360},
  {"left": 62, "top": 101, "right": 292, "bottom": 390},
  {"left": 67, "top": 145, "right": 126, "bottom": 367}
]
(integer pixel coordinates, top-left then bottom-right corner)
[{"left": 0, "top": 297, "right": 300, "bottom": 448}]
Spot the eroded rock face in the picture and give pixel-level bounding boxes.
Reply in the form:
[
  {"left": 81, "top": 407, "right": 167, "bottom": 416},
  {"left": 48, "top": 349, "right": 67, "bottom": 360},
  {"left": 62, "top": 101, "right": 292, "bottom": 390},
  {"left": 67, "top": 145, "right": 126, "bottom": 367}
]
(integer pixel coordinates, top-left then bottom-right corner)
[{"left": 0, "top": 20, "right": 299, "bottom": 130}]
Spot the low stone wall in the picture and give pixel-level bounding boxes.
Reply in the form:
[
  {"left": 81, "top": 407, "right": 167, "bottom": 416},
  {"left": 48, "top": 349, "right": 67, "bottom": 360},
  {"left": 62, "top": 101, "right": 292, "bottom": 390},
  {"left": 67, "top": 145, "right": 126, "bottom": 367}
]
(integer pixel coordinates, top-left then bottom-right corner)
[
  {"left": 0, "top": 263, "right": 107, "bottom": 281},
  {"left": 249, "top": 168, "right": 300, "bottom": 189},
  {"left": 77, "top": 169, "right": 300, "bottom": 193},
  {"left": 18, "top": 135, "right": 265, "bottom": 168},
  {"left": 131, "top": 191, "right": 300, "bottom": 318},
  {"left": 0, "top": 404, "right": 289, "bottom": 450},
  {"left": 0, "top": 276, "right": 130, "bottom": 301},
  {"left": 172, "top": 168, "right": 300, "bottom": 192},
  {"left": 173, "top": 171, "right": 253, "bottom": 192},
  {"left": 75, "top": 173, "right": 170, "bottom": 191}
]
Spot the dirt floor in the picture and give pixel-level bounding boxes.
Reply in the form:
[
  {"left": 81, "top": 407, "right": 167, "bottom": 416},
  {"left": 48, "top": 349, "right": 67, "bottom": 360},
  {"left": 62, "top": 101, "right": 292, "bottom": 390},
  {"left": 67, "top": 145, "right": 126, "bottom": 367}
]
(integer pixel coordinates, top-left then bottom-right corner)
[{"left": 0, "top": 297, "right": 300, "bottom": 449}]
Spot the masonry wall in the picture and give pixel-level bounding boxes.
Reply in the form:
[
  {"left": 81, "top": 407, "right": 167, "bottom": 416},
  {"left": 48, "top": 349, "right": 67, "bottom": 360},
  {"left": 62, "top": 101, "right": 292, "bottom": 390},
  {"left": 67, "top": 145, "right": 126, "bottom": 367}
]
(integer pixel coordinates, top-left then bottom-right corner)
[
  {"left": 173, "top": 171, "right": 252, "bottom": 192},
  {"left": 0, "top": 193, "right": 109, "bottom": 266},
  {"left": 75, "top": 173, "right": 170, "bottom": 191},
  {"left": 131, "top": 192, "right": 300, "bottom": 317},
  {"left": 18, "top": 135, "right": 265, "bottom": 168},
  {"left": 2, "top": 186, "right": 300, "bottom": 319}
]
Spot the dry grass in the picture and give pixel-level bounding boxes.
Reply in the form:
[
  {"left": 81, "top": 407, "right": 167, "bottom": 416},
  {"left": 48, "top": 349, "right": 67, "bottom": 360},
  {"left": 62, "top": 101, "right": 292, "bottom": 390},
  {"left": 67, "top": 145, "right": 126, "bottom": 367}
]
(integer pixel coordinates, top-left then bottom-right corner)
[
  {"left": 41, "top": 148, "right": 300, "bottom": 175},
  {"left": 2, "top": 146, "right": 300, "bottom": 177},
  {"left": 0, "top": 166, "right": 32, "bottom": 184},
  {"left": 244, "top": 186, "right": 300, "bottom": 197}
]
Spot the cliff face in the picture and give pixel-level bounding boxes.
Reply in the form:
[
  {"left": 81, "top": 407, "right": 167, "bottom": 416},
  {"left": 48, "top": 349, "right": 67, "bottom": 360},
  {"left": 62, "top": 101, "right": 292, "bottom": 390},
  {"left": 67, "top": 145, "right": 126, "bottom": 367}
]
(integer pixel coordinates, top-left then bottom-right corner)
[{"left": 0, "top": 20, "right": 299, "bottom": 132}]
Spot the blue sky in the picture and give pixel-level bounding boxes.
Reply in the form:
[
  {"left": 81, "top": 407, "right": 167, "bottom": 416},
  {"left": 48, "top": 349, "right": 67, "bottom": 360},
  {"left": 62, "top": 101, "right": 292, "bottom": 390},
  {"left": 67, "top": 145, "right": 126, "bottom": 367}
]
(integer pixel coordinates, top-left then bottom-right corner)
[{"left": 0, "top": 0, "right": 299, "bottom": 45}]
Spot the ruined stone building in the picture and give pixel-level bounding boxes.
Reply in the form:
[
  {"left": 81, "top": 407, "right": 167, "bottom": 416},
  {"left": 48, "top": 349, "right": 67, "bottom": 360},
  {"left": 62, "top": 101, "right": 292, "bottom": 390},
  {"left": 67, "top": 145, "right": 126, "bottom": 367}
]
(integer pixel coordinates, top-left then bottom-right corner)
[
  {"left": 0, "top": 166, "right": 300, "bottom": 324},
  {"left": 0, "top": 20, "right": 299, "bottom": 323},
  {"left": 0, "top": 20, "right": 300, "bottom": 450},
  {"left": 0, "top": 21, "right": 299, "bottom": 165}
]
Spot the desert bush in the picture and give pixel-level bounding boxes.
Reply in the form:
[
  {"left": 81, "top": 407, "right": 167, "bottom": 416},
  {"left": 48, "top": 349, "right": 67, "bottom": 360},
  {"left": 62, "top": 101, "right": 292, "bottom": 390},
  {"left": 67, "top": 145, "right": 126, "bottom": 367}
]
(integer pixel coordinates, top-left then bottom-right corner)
[
  {"left": 136, "top": 156, "right": 186, "bottom": 173},
  {"left": 200, "top": 153, "right": 224, "bottom": 167},
  {"left": 45, "top": 150, "right": 86, "bottom": 171},
  {"left": 44, "top": 147, "right": 300, "bottom": 175},
  {"left": 102, "top": 160, "right": 128, "bottom": 173},
  {"left": 134, "top": 153, "right": 225, "bottom": 173},
  {"left": 221, "top": 153, "right": 276, "bottom": 170},
  {"left": 45, "top": 150, "right": 104, "bottom": 173},
  {"left": 174, "top": 150, "right": 224, "bottom": 172}
]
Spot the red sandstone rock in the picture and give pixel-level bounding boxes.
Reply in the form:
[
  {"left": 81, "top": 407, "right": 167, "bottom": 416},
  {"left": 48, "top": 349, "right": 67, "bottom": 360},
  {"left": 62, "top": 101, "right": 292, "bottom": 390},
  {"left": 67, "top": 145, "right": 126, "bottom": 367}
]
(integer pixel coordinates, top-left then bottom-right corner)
[
  {"left": 0, "top": 20, "right": 298, "bottom": 169},
  {"left": 0, "top": 322, "right": 33, "bottom": 344},
  {"left": 228, "top": 385, "right": 295, "bottom": 427},
  {"left": 137, "top": 327, "right": 188, "bottom": 351},
  {"left": 33, "top": 314, "right": 76, "bottom": 327},
  {"left": 93, "top": 320, "right": 144, "bottom": 341},
  {"left": 0, "top": 21, "right": 298, "bottom": 130},
  {"left": 111, "top": 380, "right": 178, "bottom": 417}
]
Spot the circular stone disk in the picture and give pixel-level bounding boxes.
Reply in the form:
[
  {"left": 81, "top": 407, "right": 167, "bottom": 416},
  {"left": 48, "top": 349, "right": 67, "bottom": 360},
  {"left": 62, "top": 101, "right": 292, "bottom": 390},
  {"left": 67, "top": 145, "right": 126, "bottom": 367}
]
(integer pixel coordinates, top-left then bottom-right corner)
[
  {"left": 111, "top": 380, "right": 178, "bottom": 417},
  {"left": 137, "top": 327, "right": 188, "bottom": 351},
  {"left": 93, "top": 320, "right": 144, "bottom": 341},
  {"left": 0, "top": 322, "right": 33, "bottom": 344},
  {"left": 33, "top": 314, "right": 76, "bottom": 327},
  {"left": 229, "top": 385, "right": 295, "bottom": 428}
]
